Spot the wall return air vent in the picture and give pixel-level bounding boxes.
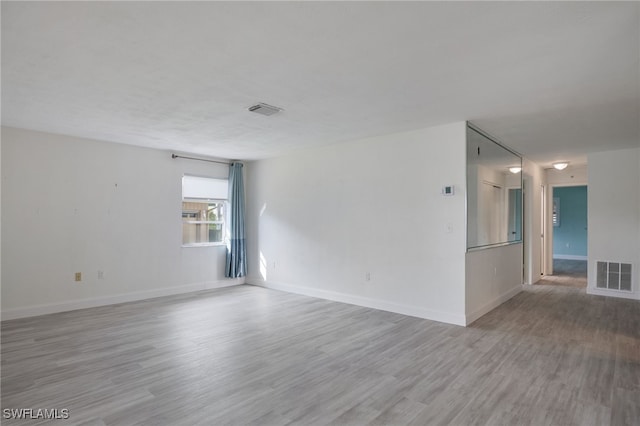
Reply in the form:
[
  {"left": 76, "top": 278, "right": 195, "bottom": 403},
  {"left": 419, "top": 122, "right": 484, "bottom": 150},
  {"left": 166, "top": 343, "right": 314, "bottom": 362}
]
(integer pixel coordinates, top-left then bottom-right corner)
[
  {"left": 596, "top": 261, "right": 632, "bottom": 291},
  {"left": 248, "top": 103, "right": 283, "bottom": 116}
]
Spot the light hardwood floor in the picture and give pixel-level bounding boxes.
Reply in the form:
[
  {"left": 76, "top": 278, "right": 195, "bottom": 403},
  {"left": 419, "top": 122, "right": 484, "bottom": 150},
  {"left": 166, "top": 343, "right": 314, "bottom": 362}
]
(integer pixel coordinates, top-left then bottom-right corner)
[
  {"left": 2, "top": 284, "right": 639, "bottom": 425},
  {"left": 538, "top": 259, "right": 588, "bottom": 288}
]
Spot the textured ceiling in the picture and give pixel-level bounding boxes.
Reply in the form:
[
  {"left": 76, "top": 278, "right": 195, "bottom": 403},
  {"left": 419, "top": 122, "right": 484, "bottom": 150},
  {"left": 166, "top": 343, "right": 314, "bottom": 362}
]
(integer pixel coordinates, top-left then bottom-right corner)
[{"left": 2, "top": 2, "right": 639, "bottom": 165}]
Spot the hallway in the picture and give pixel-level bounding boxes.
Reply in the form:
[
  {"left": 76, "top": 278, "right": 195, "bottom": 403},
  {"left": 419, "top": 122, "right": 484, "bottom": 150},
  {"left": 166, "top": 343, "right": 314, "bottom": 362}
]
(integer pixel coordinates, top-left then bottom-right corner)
[{"left": 538, "top": 259, "right": 587, "bottom": 289}]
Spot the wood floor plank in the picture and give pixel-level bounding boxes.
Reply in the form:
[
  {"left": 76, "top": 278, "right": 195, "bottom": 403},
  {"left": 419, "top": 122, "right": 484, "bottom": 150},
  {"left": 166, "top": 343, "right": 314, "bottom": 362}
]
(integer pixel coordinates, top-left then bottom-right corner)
[{"left": 2, "top": 284, "right": 639, "bottom": 425}]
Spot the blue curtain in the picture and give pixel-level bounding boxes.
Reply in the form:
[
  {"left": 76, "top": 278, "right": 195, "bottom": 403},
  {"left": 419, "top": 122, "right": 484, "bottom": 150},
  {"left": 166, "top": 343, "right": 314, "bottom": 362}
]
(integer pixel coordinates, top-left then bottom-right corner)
[{"left": 225, "top": 162, "right": 247, "bottom": 278}]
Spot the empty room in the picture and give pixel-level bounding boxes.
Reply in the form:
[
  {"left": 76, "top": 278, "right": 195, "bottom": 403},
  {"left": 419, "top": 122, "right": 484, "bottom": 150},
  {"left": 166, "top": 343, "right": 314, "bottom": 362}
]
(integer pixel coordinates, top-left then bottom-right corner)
[{"left": 1, "top": 2, "right": 639, "bottom": 425}]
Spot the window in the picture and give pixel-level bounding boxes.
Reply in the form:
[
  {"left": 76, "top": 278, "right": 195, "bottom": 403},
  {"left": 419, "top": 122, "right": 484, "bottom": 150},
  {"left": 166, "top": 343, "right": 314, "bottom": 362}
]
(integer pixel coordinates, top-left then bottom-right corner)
[{"left": 182, "top": 175, "right": 228, "bottom": 246}]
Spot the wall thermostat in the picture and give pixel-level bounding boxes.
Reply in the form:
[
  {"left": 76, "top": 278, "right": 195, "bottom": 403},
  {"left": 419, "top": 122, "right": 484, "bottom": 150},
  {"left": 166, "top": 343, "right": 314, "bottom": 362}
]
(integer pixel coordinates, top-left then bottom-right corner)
[{"left": 442, "top": 185, "right": 454, "bottom": 196}]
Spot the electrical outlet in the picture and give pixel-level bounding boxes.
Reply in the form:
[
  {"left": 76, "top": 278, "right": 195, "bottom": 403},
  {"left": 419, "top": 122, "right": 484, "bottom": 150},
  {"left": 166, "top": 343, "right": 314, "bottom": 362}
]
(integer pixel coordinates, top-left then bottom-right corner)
[
  {"left": 75, "top": 272, "right": 82, "bottom": 282},
  {"left": 365, "top": 272, "right": 371, "bottom": 281},
  {"left": 97, "top": 270, "right": 104, "bottom": 280}
]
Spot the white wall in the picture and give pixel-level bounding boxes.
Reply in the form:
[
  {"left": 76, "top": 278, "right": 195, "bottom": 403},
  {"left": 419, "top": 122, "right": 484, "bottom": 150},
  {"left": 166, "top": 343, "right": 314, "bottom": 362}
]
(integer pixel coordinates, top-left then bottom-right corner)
[
  {"left": 465, "top": 137, "right": 525, "bottom": 323},
  {"left": 523, "top": 158, "right": 544, "bottom": 284},
  {"left": 246, "top": 122, "right": 469, "bottom": 325},
  {"left": 546, "top": 164, "right": 588, "bottom": 186},
  {"left": 465, "top": 243, "right": 522, "bottom": 324},
  {"left": 0, "top": 134, "right": 2, "bottom": 313},
  {"left": 587, "top": 148, "right": 639, "bottom": 300},
  {"left": 1, "top": 127, "right": 242, "bottom": 320}
]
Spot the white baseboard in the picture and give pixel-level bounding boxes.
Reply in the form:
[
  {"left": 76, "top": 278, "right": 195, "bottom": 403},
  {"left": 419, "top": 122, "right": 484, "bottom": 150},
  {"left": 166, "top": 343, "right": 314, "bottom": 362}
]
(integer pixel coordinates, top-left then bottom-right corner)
[
  {"left": 203, "top": 278, "right": 244, "bottom": 290},
  {"left": 245, "top": 278, "right": 466, "bottom": 326},
  {"left": 587, "top": 287, "right": 639, "bottom": 301},
  {"left": 553, "top": 254, "right": 587, "bottom": 261},
  {"left": 1, "top": 277, "right": 245, "bottom": 321},
  {"left": 464, "top": 285, "right": 523, "bottom": 326}
]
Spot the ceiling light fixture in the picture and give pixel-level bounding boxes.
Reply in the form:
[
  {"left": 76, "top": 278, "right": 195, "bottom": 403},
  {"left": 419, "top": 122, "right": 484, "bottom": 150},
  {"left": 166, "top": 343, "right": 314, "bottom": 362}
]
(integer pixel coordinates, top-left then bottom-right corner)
[
  {"left": 509, "top": 167, "right": 522, "bottom": 174},
  {"left": 553, "top": 162, "right": 569, "bottom": 170}
]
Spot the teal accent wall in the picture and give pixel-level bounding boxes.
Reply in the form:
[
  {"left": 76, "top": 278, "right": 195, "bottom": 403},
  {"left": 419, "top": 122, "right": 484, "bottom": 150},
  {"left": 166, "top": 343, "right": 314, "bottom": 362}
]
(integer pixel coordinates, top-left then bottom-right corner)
[{"left": 553, "top": 186, "right": 587, "bottom": 257}]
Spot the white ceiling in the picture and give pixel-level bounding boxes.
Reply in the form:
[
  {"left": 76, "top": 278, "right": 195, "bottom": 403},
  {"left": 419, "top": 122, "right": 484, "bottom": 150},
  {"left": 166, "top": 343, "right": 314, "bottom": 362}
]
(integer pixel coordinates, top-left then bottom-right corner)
[{"left": 2, "top": 2, "right": 639, "bottom": 165}]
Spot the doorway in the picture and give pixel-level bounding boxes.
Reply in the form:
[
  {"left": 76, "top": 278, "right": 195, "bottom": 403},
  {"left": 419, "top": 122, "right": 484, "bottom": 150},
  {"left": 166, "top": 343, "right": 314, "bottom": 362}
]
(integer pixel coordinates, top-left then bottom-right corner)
[{"left": 543, "top": 185, "right": 588, "bottom": 287}]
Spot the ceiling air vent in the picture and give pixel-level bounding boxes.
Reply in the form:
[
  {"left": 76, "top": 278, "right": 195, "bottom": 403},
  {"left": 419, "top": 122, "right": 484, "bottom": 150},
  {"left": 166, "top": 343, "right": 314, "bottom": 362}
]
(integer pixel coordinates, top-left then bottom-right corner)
[{"left": 248, "top": 103, "right": 283, "bottom": 116}]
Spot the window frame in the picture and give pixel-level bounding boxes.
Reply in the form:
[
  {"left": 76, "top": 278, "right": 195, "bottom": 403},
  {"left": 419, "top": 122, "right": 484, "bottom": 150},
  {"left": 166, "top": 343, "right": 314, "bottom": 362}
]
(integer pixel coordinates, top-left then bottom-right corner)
[
  {"left": 181, "top": 175, "right": 229, "bottom": 248},
  {"left": 181, "top": 198, "right": 227, "bottom": 247}
]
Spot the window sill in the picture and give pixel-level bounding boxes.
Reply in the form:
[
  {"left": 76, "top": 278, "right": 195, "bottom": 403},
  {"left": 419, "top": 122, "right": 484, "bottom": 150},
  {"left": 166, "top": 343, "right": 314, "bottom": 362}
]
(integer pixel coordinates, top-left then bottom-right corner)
[{"left": 182, "top": 243, "right": 226, "bottom": 248}]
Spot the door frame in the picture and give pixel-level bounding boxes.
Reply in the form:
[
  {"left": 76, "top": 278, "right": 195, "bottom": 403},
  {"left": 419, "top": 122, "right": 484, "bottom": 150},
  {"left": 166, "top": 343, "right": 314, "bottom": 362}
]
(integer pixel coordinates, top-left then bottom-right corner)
[
  {"left": 544, "top": 182, "right": 588, "bottom": 276},
  {"left": 540, "top": 184, "right": 545, "bottom": 276}
]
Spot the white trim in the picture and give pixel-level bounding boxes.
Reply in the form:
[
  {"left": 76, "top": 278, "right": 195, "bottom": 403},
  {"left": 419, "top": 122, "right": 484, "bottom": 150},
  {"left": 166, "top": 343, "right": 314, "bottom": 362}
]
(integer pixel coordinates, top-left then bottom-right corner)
[
  {"left": 1, "top": 278, "right": 245, "bottom": 321},
  {"left": 246, "top": 277, "right": 466, "bottom": 326},
  {"left": 545, "top": 182, "right": 588, "bottom": 276},
  {"left": 203, "top": 278, "right": 244, "bottom": 290},
  {"left": 182, "top": 242, "right": 226, "bottom": 248},
  {"left": 587, "top": 287, "right": 638, "bottom": 301},
  {"left": 464, "top": 285, "right": 522, "bottom": 325},
  {"left": 553, "top": 254, "right": 588, "bottom": 261},
  {"left": 549, "top": 181, "right": 588, "bottom": 188}
]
